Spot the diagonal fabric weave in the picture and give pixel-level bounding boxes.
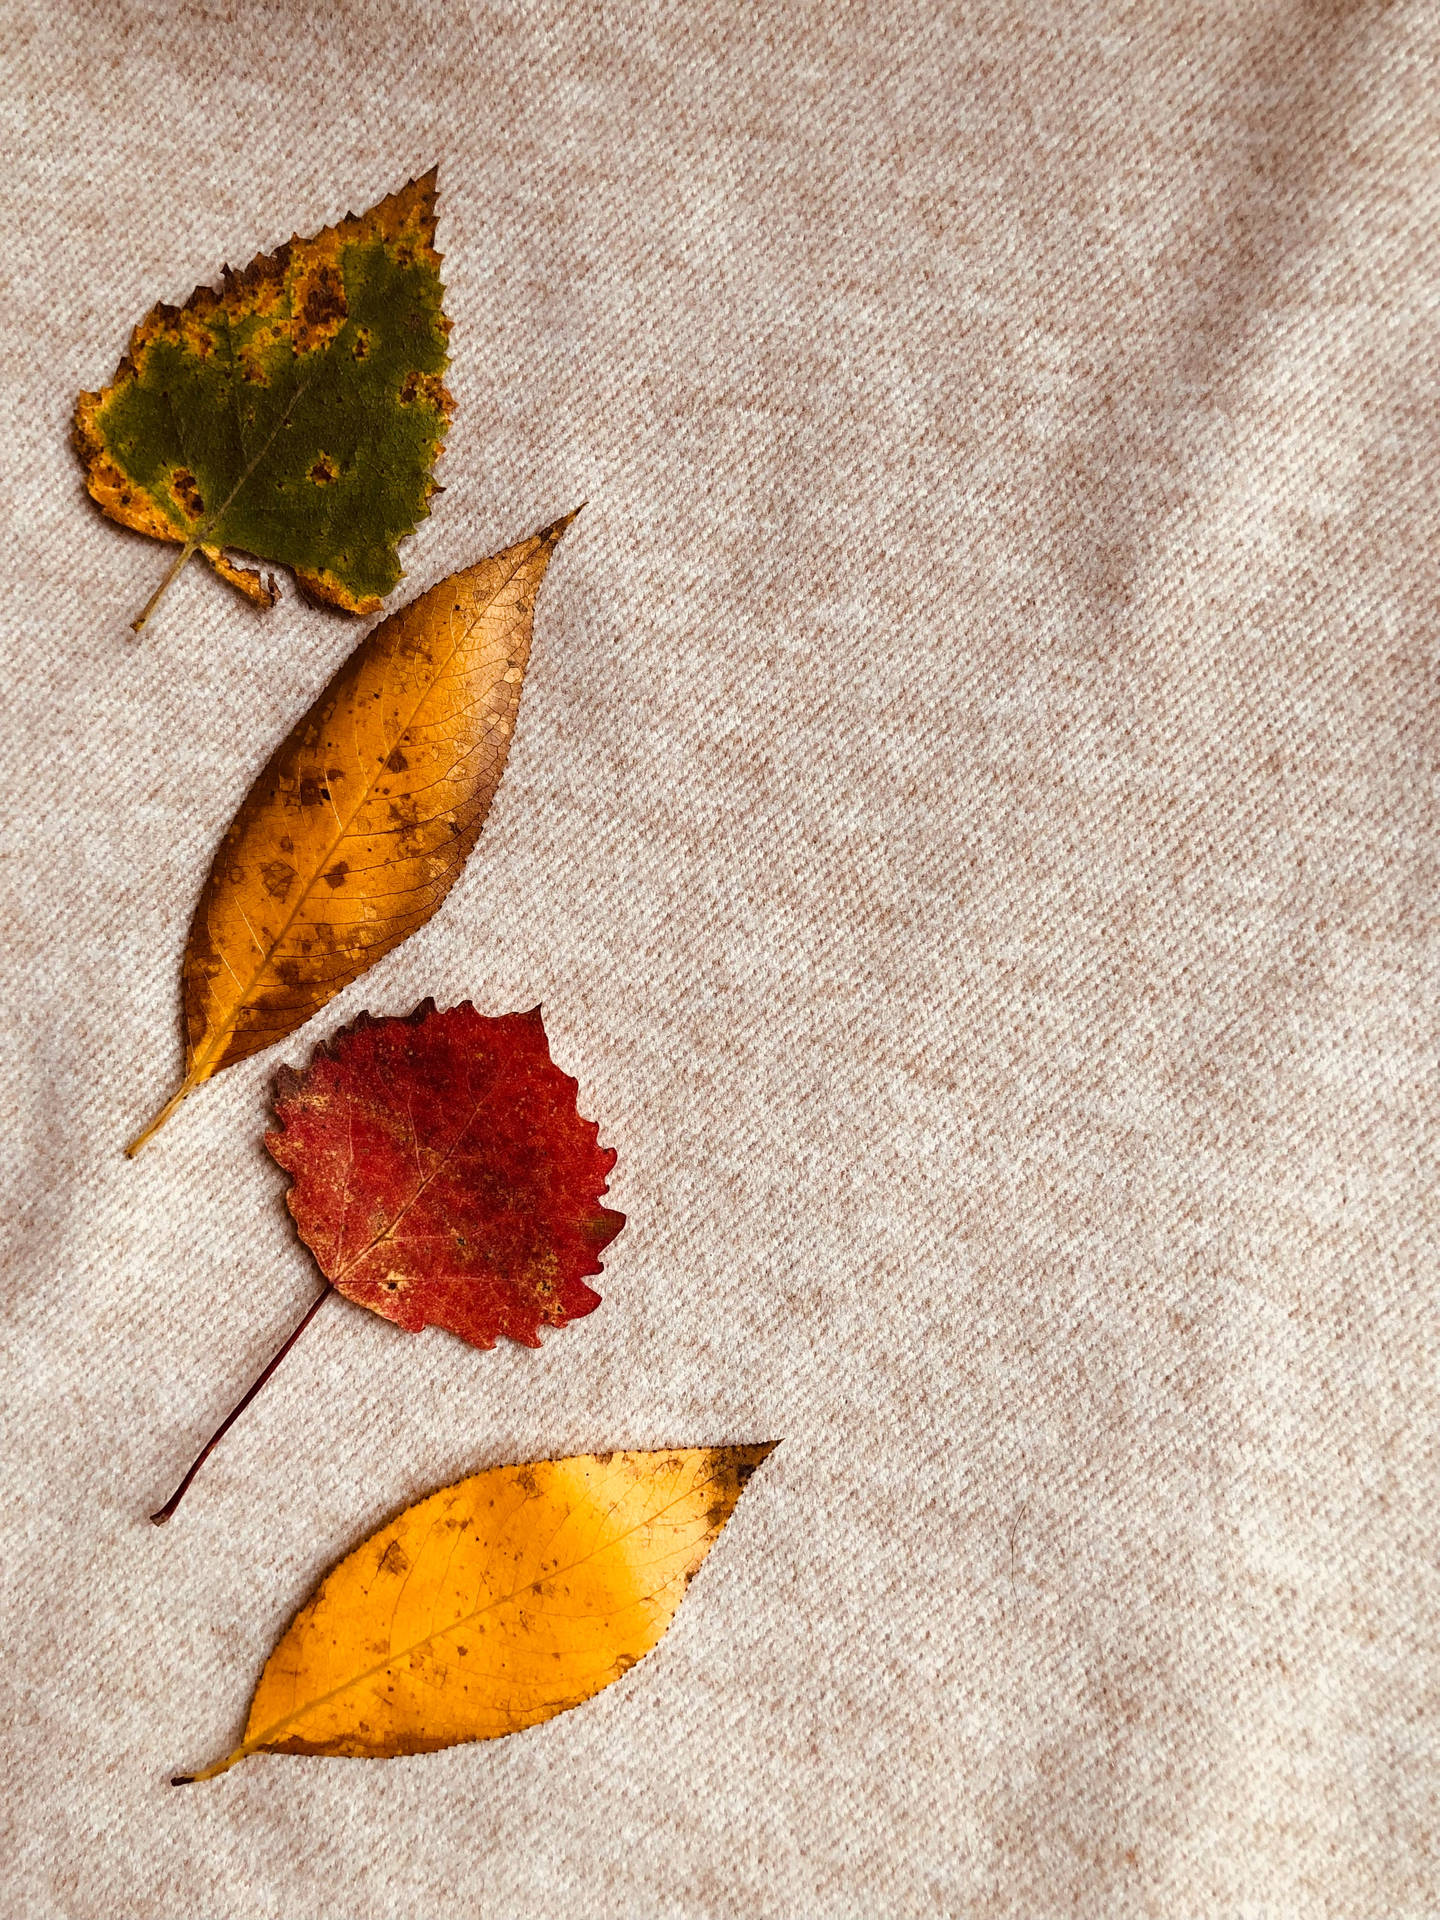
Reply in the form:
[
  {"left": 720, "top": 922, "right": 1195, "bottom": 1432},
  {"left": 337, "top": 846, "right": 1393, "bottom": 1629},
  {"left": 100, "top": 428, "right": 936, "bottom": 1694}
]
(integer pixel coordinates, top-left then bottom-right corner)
[{"left": 0, "top": 3, "right": 1435, "bottom": 1916}]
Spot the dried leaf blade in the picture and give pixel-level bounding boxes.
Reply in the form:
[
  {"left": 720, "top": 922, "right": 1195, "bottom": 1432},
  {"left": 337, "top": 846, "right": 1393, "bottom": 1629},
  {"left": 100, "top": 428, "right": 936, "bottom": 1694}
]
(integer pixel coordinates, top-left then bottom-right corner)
[
  {"left": 268, "top": 999, "right": 626, "bottom": 1348},
  {"left": 126, "top": 510, "right": 578, "bottom": 1155},
  {"left": 177, "top": 1445, "right": 777, "bottom": 1781}
]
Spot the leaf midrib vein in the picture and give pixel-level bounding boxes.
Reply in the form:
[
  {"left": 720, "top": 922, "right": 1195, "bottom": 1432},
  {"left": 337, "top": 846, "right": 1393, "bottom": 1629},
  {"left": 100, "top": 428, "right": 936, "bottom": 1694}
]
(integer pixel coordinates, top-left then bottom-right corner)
[{"left": 328, "top": 1076, "right": 488, "bottom": 1286}]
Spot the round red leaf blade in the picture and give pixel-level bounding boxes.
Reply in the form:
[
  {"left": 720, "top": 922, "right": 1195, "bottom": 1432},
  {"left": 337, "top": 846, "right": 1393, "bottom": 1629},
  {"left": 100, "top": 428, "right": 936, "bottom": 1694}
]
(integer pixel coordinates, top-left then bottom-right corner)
[{"left": 266, "top": 1000, "right": 625, "bottom": 1349}]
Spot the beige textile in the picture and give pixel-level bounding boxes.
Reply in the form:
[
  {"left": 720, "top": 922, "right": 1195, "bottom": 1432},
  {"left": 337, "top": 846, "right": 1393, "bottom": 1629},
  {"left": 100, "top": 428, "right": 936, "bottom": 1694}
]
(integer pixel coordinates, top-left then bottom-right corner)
[{"left": 1, "top": 2, "right": 1436, "bottom": 1914}]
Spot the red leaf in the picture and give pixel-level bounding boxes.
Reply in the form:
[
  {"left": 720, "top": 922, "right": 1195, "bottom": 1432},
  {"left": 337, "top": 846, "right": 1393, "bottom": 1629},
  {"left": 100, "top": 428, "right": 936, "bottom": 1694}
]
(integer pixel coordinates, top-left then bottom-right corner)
[{"left": 266, "top": 1000, "right": 625, "bottom": 1350}]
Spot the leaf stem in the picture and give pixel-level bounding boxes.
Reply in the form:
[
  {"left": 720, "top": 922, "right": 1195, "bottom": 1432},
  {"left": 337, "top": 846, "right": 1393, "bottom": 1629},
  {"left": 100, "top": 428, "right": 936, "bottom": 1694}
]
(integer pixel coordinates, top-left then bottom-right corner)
[
  {"left": 171, "top": 1749, "right": 245, "bottom": 1786},
  {"left": 150, "top": 1283, "right": 334, "bottom": 1525},
  {"left": 124, "top": 1070, "right": 203, "bottom": 1158},
  {"left": 129, "top": 532, "right": 204, "bottom": 637}
]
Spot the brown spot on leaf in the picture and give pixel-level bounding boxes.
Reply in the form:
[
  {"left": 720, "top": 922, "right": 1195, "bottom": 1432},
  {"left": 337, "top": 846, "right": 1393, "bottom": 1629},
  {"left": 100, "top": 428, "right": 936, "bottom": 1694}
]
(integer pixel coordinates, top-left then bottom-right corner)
[
  {"left": 261, "top": 860, "right": 297, "bottom": 901},
  {"left": 292, "top": 259, "right": 348, "bottom": 354},
  {"left": 305, "top": 273, "right": 344, "bottom": 327},
  {"left": 378, "top": 1540, "right": 411, "bottom": 1577},
  {"left": 170, "top": 467, "right": 204, "bottom": 520},
  {"left": 324, "top": 862, "right": 349, "bottom": 888},
  {"left": 309, "top": 454, "right": 338, "bottom": 486},
  {"left": 399, "top": 370, "right": 449, "bottom": 410}
]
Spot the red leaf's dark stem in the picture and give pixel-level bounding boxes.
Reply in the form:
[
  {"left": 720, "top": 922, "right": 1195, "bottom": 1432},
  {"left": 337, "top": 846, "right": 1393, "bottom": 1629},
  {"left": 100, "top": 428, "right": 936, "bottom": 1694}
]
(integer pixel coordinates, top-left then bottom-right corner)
[{"left": 150, "top": 1284, "right": 334, "bottom": 1525}]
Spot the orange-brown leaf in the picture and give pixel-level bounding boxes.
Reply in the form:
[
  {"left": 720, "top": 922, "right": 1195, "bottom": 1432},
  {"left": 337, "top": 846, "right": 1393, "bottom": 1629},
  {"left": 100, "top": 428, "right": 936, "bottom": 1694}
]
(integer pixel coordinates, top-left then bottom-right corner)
[{"left": 127, "top": 512, "right": 577, "bottom": 1154}]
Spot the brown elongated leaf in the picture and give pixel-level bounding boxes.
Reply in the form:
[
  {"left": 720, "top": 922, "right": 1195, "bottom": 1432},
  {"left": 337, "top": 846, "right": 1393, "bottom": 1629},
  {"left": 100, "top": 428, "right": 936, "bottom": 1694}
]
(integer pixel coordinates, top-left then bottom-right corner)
[
  {"left": 127, "top": 512, "right": 577, "bottom": 1155},
  {"left": 176, "top": 1445, "right": 777, "bottom": 1781}
]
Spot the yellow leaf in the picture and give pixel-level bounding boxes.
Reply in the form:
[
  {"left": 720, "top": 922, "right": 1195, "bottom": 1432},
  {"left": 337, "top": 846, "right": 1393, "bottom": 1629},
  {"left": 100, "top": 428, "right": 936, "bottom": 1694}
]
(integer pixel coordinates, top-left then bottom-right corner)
[
  {"left": 177, "top": 1445, "right": 776, "bottom": 1782},
  {"left": 127, "top": 511, "right": 577, "bottom": 1155}
]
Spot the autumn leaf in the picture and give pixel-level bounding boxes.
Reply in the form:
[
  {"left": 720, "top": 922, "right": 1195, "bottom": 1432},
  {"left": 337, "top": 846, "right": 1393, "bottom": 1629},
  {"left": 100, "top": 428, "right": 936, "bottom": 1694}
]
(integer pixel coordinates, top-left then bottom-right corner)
[
  {"left": 149, "top": 999, "right": 624, "bottom": 1523},
  {"left": 126, "top": 512, "right": 577, "bottom": 1156},
  {"left": 175, "top": 1446, "right": 776, "bottom": 1782},
  {"left": 73, "top": 170, "right": 452, "bottom": 633},
  {"left": 269, "top": 999, "right": 626, "bottom": 1349}
]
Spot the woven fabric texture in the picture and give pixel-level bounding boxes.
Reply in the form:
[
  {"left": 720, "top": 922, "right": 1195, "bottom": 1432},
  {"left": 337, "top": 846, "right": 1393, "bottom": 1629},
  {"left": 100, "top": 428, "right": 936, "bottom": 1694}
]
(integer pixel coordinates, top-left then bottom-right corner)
[{"left": 1, "top": 2, "right": 1436, "bottom": 1915}]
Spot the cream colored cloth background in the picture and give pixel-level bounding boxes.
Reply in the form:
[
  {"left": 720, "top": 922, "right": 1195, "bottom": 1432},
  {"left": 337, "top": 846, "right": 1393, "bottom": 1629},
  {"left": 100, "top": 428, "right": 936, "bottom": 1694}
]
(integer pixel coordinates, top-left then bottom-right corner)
[{"left": 2, "top": 2, "right": 1436, "bottom": 1915}]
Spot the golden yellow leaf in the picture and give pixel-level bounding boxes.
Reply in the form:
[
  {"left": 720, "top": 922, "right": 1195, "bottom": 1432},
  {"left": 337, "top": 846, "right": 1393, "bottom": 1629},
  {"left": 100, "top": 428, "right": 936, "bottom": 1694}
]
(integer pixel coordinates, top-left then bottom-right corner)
[
  {"left": 177, "top": 1445, "right": 776, "bottom": 1782},
  {"left": 127, "top": 511, "right": 577, "bottom": 1155}
]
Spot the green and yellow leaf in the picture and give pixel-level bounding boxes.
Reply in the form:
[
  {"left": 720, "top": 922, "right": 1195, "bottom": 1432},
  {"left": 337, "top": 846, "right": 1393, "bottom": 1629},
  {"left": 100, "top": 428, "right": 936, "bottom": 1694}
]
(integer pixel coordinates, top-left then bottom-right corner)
[
  {"left": 177, "top": 1446, "right": 776, "bottom": 1781},
  {"left": 74, "top": 170, "right": 453, "bottom": 628}
]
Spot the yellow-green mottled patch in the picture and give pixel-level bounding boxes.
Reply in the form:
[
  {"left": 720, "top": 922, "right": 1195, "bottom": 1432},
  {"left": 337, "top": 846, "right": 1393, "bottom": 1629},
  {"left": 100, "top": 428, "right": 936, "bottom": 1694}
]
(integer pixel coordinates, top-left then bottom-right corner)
[{"left": 74, "top": 171, "right": 453, "bottom": 619}]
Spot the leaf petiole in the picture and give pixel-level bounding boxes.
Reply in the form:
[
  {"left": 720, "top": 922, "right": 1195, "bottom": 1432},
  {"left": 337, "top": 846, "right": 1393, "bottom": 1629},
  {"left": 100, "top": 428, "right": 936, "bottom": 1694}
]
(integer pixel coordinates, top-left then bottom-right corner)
[
  {"left": 124, "top": 1068, "right": 205, "bottom": 1158},
  {"left": 150, "top": 1282, "right": 333, "bottom": 1524},
  {"left": 129, "top": 531, "right": 204, "bottom": 636}
]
